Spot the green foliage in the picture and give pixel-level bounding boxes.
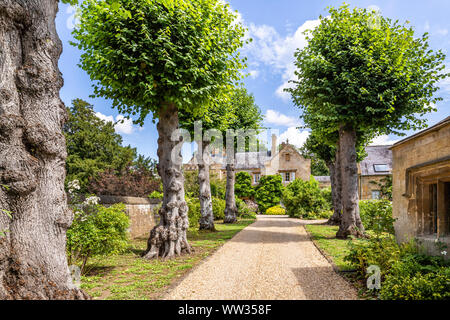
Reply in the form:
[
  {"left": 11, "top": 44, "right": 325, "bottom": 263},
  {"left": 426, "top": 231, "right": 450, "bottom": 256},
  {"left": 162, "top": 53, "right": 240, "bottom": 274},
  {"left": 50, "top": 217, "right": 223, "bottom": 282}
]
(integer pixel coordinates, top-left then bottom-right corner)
[
  {"left": 254, "top": 175, "right": 283, "bottom": 214},
  {"left": 370, "top": 176, "right": 393, "bottom": 201},
  {"left": 345, "top": 235, "right": 450, "bottom": 300},
  {"left": 212, "top": 197, "right": 226, "bottom": 220},
  {"left": 310, "top": 158, "right": 330, "bottom": 176},
  {"left": 210, "top": 173, "right": 226, "bottom": 200},
  {"left": 282, "top": 177, "right": 329, "bottom": 219},
  {"left": 186, "top": 196, "right": 226, "bottom": 226},
  {"left": 265, "top": 205, "right": 286, "bottom": 215},
  {"left": 67, "top": 203, "right": 130, "bottom": 274},
  {"left": 287, "top": 4, "right": 448, "bottom": 138},
  {"left": 186, "top": 198, "right": 202, "bottom": 229},
  {"left": 235, "top": 172, "right": 255, "bottom": 199},
  {"left": 73, "top": 0, "right": 247, "bottom": 125},
  {"left": 149, "top": 191, "right": 163, "bottom": 199},
  {"left": 359, "top": 200, "right": 395, "bottom": 235},
  {"left": 64, "top": 99, "right": 137, "bottom": 192},
  {"left": 184, "top": 170, "right": 225, "bottom": 200}
]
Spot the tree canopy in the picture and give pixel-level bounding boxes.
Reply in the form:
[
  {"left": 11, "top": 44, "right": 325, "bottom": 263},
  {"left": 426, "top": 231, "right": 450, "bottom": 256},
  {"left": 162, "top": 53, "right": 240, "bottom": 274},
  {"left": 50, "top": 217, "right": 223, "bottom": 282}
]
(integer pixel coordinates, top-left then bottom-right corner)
[
  {"left": 72, "top": 0, "right": 247, "bottom": 124},
  {"left": 287, "top": 4, "right": 447, "bottom": 137},
  {"left": 64, "top": 99, "right": 137, "bottom": 191}
]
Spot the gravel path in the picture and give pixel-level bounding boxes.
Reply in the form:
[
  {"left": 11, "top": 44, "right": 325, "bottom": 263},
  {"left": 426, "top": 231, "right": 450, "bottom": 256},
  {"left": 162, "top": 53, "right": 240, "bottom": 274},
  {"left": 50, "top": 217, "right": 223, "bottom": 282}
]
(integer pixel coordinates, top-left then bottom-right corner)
[{"left": 164, "top": 215, "right": 358, "bottom": 300}]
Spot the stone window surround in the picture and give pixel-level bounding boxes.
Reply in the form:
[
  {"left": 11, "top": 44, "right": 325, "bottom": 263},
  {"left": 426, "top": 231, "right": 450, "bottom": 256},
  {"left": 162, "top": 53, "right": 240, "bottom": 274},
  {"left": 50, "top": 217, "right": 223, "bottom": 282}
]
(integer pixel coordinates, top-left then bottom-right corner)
[{"left": 403, "top": 156, "right": 450, "bottom": 238}]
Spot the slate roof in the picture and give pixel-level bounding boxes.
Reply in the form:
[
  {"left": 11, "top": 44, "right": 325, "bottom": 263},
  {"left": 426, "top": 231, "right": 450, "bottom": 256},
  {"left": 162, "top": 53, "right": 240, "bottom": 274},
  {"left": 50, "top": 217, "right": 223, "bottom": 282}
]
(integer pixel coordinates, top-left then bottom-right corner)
[
  {"left": 314, "top": 176, "right": 331, "bottom": 183},
  {"left": 229, "top": 151, "right": 272, "bottom": 170},
  {"left": 360, "top": 145, "right": 393, "bottom": 176}
]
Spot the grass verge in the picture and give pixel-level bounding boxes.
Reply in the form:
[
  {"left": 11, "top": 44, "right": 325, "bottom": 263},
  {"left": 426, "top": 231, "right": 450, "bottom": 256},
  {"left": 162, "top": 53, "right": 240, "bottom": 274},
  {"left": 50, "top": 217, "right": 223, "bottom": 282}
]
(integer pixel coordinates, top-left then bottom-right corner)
[{"left": 80, "top": 218, "right": 255, "bottom": 300}]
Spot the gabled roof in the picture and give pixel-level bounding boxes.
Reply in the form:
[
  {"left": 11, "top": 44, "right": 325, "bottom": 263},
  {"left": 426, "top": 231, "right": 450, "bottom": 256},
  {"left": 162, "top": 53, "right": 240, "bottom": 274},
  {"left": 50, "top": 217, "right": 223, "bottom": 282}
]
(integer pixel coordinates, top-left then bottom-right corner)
[
  {"left": 229, "top": 151, "right": 271, "bottom": 170},
  {"left": 360, "top": 145, "right": 393, "bottom": 176},
  {"left": 391, "top": 116, "right": 450, "bottom": 148}
]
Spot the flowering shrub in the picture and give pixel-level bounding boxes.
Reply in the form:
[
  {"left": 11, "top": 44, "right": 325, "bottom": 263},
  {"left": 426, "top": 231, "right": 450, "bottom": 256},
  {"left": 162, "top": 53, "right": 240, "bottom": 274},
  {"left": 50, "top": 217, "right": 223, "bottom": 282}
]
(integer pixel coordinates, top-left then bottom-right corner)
[
  {"left": 265, "top": 205, "right": 286, "bottom": 215},
  {"left": 254, "top": 175, "right": 283, "bottom": 214},
  {"left": 66, "top": 180, "right": 130, "bottom": 274}
]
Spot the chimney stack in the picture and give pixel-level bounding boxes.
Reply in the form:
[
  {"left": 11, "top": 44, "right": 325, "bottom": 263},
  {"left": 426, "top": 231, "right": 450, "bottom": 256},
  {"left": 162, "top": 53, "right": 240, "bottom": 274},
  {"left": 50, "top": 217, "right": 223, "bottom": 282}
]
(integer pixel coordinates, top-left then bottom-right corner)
[{"left": 271, "top": 134, "right": 277, "bottom": 156}]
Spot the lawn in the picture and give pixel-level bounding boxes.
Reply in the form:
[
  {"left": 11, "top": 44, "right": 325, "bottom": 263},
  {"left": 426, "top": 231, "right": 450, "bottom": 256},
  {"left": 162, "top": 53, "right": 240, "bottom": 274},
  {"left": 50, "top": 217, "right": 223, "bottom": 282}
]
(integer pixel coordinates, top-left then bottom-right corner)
[
  {"left": 305, "top": 224, "right": 357, "bottom": 271},
  {"left": 80, "top": 218, "right": 255, "bottom": 300}
]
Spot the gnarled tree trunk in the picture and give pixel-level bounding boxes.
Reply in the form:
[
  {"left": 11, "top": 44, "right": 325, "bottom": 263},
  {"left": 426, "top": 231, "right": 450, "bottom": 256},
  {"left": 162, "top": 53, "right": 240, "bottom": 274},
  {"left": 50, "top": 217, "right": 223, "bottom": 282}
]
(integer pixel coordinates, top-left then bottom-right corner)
[
  {"left": 336, "top": 126, "right": 365, "bottom": 239},
  {"left": 198, "top": 141, "right": 215, "bottom": 231},
  {"left": 143, "top": 103, "right": 191, "bottom": 259},
  {"left": 223, "top": 164, "right": 238, "bottom": 223},
  {"left": 0, "top": 0, "right": 88, "bottom": 299}
]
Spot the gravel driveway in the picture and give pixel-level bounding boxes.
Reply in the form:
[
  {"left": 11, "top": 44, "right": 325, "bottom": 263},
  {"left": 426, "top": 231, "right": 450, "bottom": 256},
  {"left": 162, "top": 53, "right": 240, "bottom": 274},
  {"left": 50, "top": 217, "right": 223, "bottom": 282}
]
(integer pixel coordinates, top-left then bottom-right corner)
[{"left": 164, "top": 215, "right": 358, "bottom": 300}]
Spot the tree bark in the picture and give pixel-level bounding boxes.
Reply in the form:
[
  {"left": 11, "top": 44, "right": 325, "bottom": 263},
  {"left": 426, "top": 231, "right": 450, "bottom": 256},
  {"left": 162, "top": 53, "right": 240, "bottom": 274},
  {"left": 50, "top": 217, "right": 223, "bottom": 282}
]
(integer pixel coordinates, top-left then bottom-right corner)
[
  {"left": 223, "top": 164, "right": 238, "bottom": 223},
  {"left": 198, "top": 141, "right": 215, "bottom": 231},
  {"left": 326, "top": 159, "right": 341, "bottom": 226},
  {"left": 0, "top": 0, "right": 88, "bottom": 299},
  {"left": 143, "top": 103, "right": 191, "bottom": 259},
  {"left": 336, "top": 126, "right": 365, "bottom": 239}
]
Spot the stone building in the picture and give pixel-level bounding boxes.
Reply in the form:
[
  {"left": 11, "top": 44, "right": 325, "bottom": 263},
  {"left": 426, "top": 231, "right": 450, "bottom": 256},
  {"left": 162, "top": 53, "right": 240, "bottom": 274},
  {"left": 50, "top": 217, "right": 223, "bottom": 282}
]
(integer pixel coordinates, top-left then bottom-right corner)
[
  {"left": 358, "top": 145, "right": 393, "bottom": 200},
  {"left": 391, "top": 117, "right": 450, "bottom": 257},
  {"left": 184, "top": 135, "right": 311, "bottom": 185}
]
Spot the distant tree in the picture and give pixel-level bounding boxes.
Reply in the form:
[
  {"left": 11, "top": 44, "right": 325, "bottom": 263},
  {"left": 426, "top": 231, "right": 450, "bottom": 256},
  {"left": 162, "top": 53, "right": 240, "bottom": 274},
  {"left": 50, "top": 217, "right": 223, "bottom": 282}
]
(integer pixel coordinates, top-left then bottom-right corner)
[
  {"left": 370, "top": 175, "right": 393, "bottom": 201},
  {"left": 64, "top": 99, "right": 137, "bottom": 192},
  {"left": 224, "top": 87, "right": 263, "bottom": 223},
  {"left": 255, "top": 175, "right": 284, "bottom": 214},
  {"left": 235, "top": 172, "right": 255, "bottom": 199},
  {"left": 73, "top": 0, "right": 246, "bottom": 258},
  {"left": 287, "top": 5, "right": 447, "bottom": 238},
  {"left": 311, "top": 158, "right": 330, "bottom": 176}
]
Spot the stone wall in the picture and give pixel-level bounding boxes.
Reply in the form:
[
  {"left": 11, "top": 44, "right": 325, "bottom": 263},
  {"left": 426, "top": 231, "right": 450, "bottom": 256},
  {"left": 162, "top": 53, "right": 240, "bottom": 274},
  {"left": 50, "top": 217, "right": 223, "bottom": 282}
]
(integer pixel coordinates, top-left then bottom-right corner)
[
  {"left": 99, "top": 195, "right": 161, "bottom": 239},
  {"left": 358, "top": 175, "right": 390, "bottom": 200},
  {"left": 391, "top": 119, "right": 450, "bottom": 258}
]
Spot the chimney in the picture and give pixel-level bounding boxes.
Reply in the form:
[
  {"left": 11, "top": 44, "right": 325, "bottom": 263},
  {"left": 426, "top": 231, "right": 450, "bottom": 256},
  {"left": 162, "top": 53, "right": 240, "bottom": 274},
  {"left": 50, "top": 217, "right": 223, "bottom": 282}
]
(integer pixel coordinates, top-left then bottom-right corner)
[{"left": 271, "top": 134, "right": 277, "bottom": 156}]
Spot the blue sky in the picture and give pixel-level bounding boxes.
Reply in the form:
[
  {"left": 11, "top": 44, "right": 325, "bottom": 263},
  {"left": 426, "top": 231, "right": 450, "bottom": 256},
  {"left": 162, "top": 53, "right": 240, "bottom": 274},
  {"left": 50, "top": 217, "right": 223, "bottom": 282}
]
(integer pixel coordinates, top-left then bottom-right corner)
[{"left": 56, "top": 0, "right": 450, "bottom": 161}]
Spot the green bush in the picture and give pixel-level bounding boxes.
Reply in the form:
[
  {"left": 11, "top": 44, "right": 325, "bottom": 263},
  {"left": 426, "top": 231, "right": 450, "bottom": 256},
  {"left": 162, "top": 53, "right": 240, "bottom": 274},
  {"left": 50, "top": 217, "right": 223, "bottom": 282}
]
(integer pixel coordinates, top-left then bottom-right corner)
[
  {"left": 321, "top": 187, "right": 332, "bottom": 210},
  {"left": 184, "top": 170, "right": 226, "bottom": 200},
  {"left": 266, "top": 205, "right": 286, "bottom": 215},
  {"left": 345, "top": 235, "right": 450, "bottom": 300},
  {"left": 67, "top": 203, "right": 130, "bottom": 274},
  {"left": 212, "top": 197, "right": 226, "bottom": 220},
  {"left": 235, "top": 172, "right": 255, "bottom": 199},
  {"left": 359, "top": 200, "right": 395, "bottom": 234},
  {"left": 254, "top": 175, "right": 283, "bottom": 214},
  {"left": 186, "top": 198, "right": 201, "bottom": 228},
  {"left": 282, "top": 177, "right": 328, "bottom": 219},
  {"left": 186, "top": 196, "right": 226, "bottom": 227}
]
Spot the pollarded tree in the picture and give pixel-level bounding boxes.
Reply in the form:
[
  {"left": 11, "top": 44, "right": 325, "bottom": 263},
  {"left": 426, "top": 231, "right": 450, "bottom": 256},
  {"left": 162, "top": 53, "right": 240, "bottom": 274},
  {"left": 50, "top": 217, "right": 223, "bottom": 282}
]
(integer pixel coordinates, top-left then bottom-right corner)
[
  {"left": 179, "top": 96, "right": 235, "bottom": 231},
  {"left": 0, "top": 0, "right": 88, "bottom": 299},
  {"left": 287, "top": 5, "right": 447, "bottom": 238},
  {"left": 223, "top": 87, "right": 263, "bottom": 223},
  {"left": 73, "top": 0, "right": 246, "bottom": 258}
]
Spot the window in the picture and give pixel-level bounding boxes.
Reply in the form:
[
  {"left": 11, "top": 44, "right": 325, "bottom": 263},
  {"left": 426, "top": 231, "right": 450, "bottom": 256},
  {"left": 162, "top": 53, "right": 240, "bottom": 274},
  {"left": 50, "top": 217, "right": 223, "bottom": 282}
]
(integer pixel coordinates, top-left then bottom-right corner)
[
  {"left": 371, "top": 190, "right": 381, "bottom": 199},
  {"left": 253, "top": 173, "right": 261, "bottom": 184},
  {"left": 283, "top": 172, "right": 295, "bottom": 183},
  {"left": 373, "top": 164, "right": 389, "bottom": 172},
  {"left": 285, "top": 154, "right": 290, "bottom": 162}
]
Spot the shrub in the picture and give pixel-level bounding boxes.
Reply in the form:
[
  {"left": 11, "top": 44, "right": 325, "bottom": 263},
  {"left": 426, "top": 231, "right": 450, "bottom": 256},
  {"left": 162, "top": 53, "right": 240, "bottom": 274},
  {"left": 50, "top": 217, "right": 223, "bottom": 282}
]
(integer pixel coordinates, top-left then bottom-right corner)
[
  {"left": 186, "top": 196, "right": 226, "bottom": 227},
  {"left": 359, "top": 200, "right": 395, "bottom": 234},
  {"left": 210, "top": 173, "right": 226, "bottom": 200},
  {"left": 321, "top": 187, "right": 332, "bottom": 210},
  {"left": 186, "top": 198, "right": 201, "bottom": 229},
  {"left": 87, "top": 168, "right": 160, "bottom": 197},
  {"left": 255, "top": 175, "right": 283, "bottom": 214},
  {"left": 266, "top": 205, "right": 286, "bottom": 215},
  {"left": 67, "top": 203, "right": 130, "bottom": 274},
  {"left": 235, "top": 172, "right": 255, "bottom": 199},
  {"left": 282, "top": 177, "right": 328, "bottom": 219},
  {"left": 184, "top": 170, "right": 226, "bottom": 200},
  {"left": 212, "top": 197, "right": 226, "bottom": 220}
]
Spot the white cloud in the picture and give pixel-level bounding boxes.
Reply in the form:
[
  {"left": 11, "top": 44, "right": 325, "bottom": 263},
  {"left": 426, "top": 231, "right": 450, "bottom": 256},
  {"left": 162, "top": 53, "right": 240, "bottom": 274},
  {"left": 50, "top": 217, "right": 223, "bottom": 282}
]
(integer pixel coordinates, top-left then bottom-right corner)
[
  {"left": 437, "top": 28, "right": 449, "bottom": 36},
  {"left": 369, "top": 135, "right": 400, "bottom": 146},
  {"left": 367, "top": 5, "right": 381, "bottom": 13},
  {"left": 265, "top": 109, "right": 301, "bottom": 127},
  {"left": 95, "top": 112, "right": 140, "bottom": 135},
  {"left": 249, "top": 69, "right": 260, "bottom": 79},
  {"left": 278, "top": 127, "right": 310, "bottom": 148},
  {"left": 243, "top": 19, "right": 321, "bottom": 101}
]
